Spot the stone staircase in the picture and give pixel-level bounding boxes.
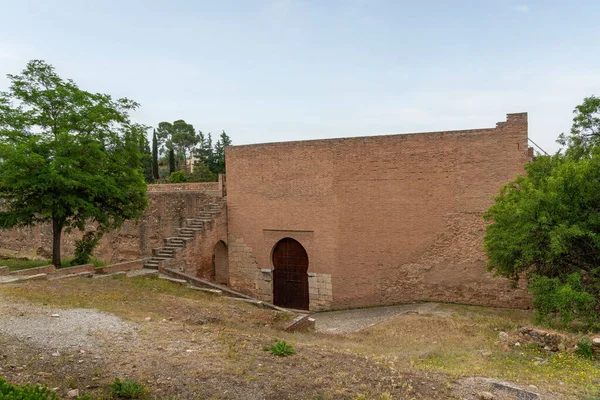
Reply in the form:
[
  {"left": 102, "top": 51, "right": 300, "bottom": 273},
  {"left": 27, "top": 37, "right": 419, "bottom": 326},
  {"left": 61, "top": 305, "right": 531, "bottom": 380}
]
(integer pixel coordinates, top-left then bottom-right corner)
[{"left": 143, "top": 198, "right": 227, "bottom": 270}]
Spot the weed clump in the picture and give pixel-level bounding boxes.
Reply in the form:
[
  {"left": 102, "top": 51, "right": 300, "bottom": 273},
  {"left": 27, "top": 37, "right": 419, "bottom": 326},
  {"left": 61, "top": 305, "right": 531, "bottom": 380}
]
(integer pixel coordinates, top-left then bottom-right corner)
[
  {"left": 268, "top": 339, "right": 296, "bottom": 357},
  {"left": 109, "top": 378, "right": 145, "bottom": 399},
  {"left": 575, "top": 338, "right": 594, "bottom": 360},
  {"left": 0, "top": 377, "right": 59, "bottom": 399}
]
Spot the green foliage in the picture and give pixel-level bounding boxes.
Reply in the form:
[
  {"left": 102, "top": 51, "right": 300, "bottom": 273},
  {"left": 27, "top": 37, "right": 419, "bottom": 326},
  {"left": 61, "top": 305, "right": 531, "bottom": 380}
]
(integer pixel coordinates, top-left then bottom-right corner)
[
  {"left": 167, "top": 170, "right": 187, "bottom": 183},
  {"left": 109, "top": 378, "right": 145, "bottom": 399},
  {"left": 575, "top": 338, "right": 595, "bottom": 360},
  {"left": 186, "top": 161, "right": 216, "bottom": 182},
  {"left": 151, "top": 129, "right": 159, "bottom": 180},
  {"left": 212, "top": 130, "right": 232, "bottom": 175},
  {"left": 137, "top": 128, "right": 153, "bottom": 183},
  {"left": 72, "top": 231, "right": 103, "bottom": 266},
  {"left": 0, "top": 60, "right": 148, "bottom": 266},
  {"left": 558, "top": 95, "right": 600, "bottom": 160},
  {"left": 268, "top": 340, "right": 296, "bottom": 357},
  {"left": 156, "top": 120, "right": 199, "bottom": 173},
  {"left": 484, "top": 96, "right": 600, "bottom": 330},
  {"left": 529, "top": 272, "right": 598, "bottom": 329},
  {"left": 0, "top": 377, "right": 59, "bottom": 400}
]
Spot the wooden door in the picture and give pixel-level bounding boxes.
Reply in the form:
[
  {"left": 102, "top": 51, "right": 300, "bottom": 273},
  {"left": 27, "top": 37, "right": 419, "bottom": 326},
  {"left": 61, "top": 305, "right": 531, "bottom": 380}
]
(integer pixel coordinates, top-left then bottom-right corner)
[{"left": 272, "top": 238, "right": 309, "bottom": 310}]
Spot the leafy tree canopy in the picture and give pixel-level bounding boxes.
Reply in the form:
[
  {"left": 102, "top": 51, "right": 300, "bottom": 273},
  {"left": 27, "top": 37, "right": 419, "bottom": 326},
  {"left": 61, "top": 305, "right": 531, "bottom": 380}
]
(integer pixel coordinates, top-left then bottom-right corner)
[
  {"left": 0, "top": 60, "right": 148, "bottom": 266},
  {"left": 484, "top": 96, "right": 600, "bottom": 329}
]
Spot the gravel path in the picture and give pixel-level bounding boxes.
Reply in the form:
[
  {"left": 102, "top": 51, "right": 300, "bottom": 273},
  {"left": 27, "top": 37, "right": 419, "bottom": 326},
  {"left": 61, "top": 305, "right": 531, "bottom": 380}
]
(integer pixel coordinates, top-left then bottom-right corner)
[
  {"left": 0, "top": 296, "right": 137, "bottom": 351},
  {"left": 312, "top": 302, "right": 440, "bottom": 334}
]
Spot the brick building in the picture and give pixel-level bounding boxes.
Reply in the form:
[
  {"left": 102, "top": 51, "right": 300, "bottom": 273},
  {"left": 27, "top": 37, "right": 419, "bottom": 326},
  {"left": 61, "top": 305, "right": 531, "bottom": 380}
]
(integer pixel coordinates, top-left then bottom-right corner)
[
  {"left": 0, "top": 113, "right": 533, "bottom": 311},
  {"left": 225, "top": 113, "right": 532, "bottom": 310}
]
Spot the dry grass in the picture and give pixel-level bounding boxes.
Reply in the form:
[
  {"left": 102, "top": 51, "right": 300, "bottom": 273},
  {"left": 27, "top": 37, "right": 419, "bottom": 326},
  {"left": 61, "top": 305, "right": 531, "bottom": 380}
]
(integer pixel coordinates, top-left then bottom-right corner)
[{"left": 0, "top": 277, "right": 598, "bottom": 399}]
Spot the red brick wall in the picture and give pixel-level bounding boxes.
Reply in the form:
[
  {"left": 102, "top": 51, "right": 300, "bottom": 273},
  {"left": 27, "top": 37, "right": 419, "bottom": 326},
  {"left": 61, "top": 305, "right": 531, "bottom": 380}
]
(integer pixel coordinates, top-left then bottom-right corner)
[
  {"left": 225, "top": 113, "right": 532, "bottom": 310},
  {"left": 160, "top": 208, "right": 228, "bottom": 279},
  {"left": 0, "top": 190, "right": 218, "bottom": 264}
]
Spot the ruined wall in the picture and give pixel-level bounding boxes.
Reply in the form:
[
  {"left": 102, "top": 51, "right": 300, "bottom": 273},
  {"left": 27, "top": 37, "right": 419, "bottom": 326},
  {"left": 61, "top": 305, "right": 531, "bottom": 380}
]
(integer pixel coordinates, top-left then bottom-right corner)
[
  {"left": 160, "top": 208, "right": 228, "bottom": 279},
  {"left": 226, "top": 113, "right": 532, "bottom": 310},
  {"left": 0, "top": 183, "right": 221, "bottom": 263}
]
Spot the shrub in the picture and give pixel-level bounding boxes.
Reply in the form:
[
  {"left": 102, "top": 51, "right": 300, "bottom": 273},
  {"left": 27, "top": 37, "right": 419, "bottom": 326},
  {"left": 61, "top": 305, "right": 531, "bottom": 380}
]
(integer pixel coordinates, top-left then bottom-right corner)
[
  {"left": 167, "top": 170, "right": 186, "bottom": 183},
  {"left": 529, "top": 272, "right": 598, "bottom": 330},
  {"left": 109, "top": 378, "right": 145, "bottom": 399},
  {"left": 72, "top": 231, "right": 102, "bottom": 266},
  {"left": 0, "top": 377, "right": 59, "bottom": 400},
  {"left": 269, "top": 340, "right": 296, "bottom": 357},
  {"left": 575, "top": 338, "right": 594, "bottom": 360}
]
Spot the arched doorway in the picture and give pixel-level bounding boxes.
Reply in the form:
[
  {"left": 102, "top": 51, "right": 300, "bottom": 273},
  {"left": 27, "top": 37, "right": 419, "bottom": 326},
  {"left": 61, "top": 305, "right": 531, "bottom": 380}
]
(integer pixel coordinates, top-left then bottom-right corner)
[
  {"left": 272, "top": 238, "right": 309, "bottom": 310},
  {"left": 213, "top": 241, "right": 229, "bottom": 285}
]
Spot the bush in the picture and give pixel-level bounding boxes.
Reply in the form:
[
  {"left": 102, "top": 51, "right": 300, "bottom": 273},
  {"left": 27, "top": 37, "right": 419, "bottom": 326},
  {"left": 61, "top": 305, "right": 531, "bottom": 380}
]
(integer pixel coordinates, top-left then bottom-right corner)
[
  {"left": 529, "top": 272, "right": 598, "bottom": 330},
  {"left": 575, "top": 338, "right": 594, "bottom": 359},
  {"left": 167, "top": 170, "right": 186, "bottom": 183},
  {"left": 0, "top": 377, "right": 59, "bottom": 400},
  {"left": 72, "top": 231, "right": 102, "bottom": 266},
  {"left": 268, "top": 340, "right": 296, "bottom": 357},
  {"left": 109, "top": 378, "right": 145, "bottom": 399}
]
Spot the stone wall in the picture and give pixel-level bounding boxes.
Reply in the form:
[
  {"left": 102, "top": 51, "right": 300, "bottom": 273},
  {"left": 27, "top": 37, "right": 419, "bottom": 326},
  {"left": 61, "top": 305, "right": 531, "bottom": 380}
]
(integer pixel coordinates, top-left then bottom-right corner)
[
  {"left": 225, "top": 113, "right": 532, "bottom": 310},
  {"left": 160, "top": 207, "right": 228, "bottom": 279},
  {"left": 0, "top": 189, "right": 220, "bottom": 264}
]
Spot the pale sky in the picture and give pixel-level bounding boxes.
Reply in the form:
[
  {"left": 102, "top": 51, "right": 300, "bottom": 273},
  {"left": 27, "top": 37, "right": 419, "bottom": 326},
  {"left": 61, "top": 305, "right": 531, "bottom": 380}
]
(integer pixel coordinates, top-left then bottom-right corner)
[{"left": 1, "top": 0, "right": 599, "bottom": 154}]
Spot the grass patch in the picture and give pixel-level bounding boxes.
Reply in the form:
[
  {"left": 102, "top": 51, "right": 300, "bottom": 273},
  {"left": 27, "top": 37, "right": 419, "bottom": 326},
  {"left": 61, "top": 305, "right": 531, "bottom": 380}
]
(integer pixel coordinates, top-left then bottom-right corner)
[
  {"left": 1, "top": 256, "right": 106, "bottom": 271},
  {"left": 109, "top": 378, "right": 145, "bottom": 399},
  {"left": 267, "top": 340, "right": 296, "bottom": 357},
  {"left": 1, "top": 257, "right": 52, "bottom": 271},
  {"left": 0, "top": 376, "right": 59, "bottom": 399}
]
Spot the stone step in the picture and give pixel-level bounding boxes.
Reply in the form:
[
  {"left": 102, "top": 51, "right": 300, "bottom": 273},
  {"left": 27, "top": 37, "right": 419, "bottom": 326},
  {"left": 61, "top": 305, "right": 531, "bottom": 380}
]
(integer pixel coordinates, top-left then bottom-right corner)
[
  {"left": 93, "top": 271, "right": 126, "bottom": 279},
  {"left": 152, "top": 248, "right": 175, "bottom": 256},
  {"left": 156, "top": 252, "right": 174, "bottom": 259},
  {"left": 127, "top": 268, "right": 159, "bottom": 278},
  {"left": 175, "top": 230, "right": 195, "bottom": 237},
  {"left": 143, "top": 261, "right": 160, "bottom": 270},
  {"left": 163, "top": 245, "right": 181, "bottom": 251},
  {"left": 176, "top": 227, "right": 200, "bottom": 233},
  {"left": 163, "top": 238, "right": 185, "bottom": 247}
]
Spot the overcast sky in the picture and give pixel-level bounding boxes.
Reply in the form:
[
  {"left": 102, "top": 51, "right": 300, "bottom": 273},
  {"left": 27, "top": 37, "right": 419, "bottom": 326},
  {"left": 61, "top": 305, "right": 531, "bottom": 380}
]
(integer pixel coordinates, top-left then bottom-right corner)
[{"left": 1, "top": 0, "right": 599, "bottom": 154}]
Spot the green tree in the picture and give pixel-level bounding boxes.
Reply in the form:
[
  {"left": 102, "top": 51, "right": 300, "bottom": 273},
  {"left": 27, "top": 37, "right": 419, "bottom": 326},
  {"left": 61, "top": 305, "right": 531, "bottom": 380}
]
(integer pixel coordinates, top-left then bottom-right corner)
[
  {"left": 137, "top": 126, "right": 153, "bottom": 183},
  {"left": 212, "top": 130, "right": 232, "bottom": 175},
  {"left": 171, "top": 119, "right": 199, "bottom": 173},
  {"left": 558, "top": 95, "right": 600, "bottom": 160},
  {"left": 156, "top": 121, "right": 176, "bottom": 174},
  {"left": 484, "top": 97, "right": 600, "bottom": 329},
  {"left": 187, "top": 161, "right": 216, "bottom": 182},
  {"left": 195, "top": 130, "right": 214, "bottom": 172},
  {"left": 156, "top": 120, "right": 199, "bottom": 173},
  {"left": 0, "top": 60, "right": 148, "bottom": 266},
  {"left": 151, "top": 128, "right": 159, "bottom": 180}
]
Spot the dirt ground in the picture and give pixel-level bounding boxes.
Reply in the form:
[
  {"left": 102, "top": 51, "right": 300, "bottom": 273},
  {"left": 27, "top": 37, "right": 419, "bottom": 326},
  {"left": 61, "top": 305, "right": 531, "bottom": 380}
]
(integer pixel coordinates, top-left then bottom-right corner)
[{"left": 0, "top": 276, "right": 597, "bottom": 399}]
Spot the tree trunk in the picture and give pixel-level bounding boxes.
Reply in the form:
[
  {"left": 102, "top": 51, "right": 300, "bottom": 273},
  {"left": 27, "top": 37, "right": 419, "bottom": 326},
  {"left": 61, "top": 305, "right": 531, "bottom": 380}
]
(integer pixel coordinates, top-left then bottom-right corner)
[
  {"left": 52, "top": 218, "right": 63, "bottom": 266},
  {"left": 169, "top": 148, "right": 176, "bottom": 174}
]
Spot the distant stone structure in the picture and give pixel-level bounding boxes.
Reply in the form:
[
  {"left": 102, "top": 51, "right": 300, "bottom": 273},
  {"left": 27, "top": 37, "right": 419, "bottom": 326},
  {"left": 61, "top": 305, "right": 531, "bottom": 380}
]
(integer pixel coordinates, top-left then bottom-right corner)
[{"left": 0, "top": 113, "right": 533, "bottom": 311}]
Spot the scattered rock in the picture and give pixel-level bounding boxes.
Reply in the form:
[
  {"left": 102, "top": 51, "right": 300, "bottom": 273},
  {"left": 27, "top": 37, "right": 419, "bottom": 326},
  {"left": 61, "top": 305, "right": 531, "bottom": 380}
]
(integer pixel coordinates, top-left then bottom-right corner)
[
  {"left": 51, "top": 314, "right": 60, "bottom": 318},
  {"left": 518, "top": 327, "right": 569, "bottom": 352},
  {"left": 514, "top": 342, "right": 521, "bottom": 347},
  {"left": 66, "top": 389, "right": 79, "bottom": 398},
  {"left": 144, "top": 317, "right": 152, "bottom": 322},
  {"left": 498, "top": 332, "right": 508, "bottom": 341},
  {"left": 51, "top": 351, "right": 60, "bottom": 357},
  {"left": 478, "top": 391, "right": 495, "bottom": 400}
]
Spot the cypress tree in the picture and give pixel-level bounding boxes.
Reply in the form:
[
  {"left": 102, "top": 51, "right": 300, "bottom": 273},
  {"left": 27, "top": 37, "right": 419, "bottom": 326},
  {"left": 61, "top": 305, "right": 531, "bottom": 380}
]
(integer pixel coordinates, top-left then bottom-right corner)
[{"left": 152, "top": 129, "right": 159, "bottom": 180}]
